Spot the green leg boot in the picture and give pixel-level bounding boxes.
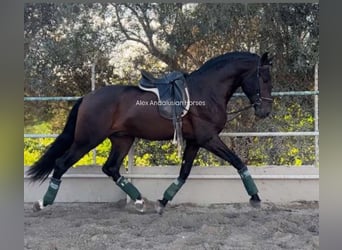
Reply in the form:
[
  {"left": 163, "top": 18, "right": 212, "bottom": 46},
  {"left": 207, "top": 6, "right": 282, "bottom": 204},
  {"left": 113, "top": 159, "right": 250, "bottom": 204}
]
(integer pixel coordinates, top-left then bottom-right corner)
[
  {"left": 116, "top": 176, "right": 142, "bottom": 201},
  {"left": 238, "top": 167, "right": 258, "bottom": 196},
  {"left": 43, "top": 178, "right": 62, "bottom": 206},
  {"left": 163, "top": 178, "right": 185, "bottom": 202}
]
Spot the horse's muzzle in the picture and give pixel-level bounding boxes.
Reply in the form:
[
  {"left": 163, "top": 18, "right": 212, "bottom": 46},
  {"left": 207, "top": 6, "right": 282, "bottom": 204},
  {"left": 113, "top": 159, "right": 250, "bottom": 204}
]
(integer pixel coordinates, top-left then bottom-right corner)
[{"left": 255, "top": 106, "right": 271, "bottom": 119}]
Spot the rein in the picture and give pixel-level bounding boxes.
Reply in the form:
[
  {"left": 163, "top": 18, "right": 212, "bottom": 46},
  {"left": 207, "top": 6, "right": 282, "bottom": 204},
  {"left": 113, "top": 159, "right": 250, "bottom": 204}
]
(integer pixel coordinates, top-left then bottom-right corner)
[
  {"left": 226, "top": 104, "right": 253, "bottom": 122},
  {"left": 226, "top": 95, "right": 273, "bottom": 122}
]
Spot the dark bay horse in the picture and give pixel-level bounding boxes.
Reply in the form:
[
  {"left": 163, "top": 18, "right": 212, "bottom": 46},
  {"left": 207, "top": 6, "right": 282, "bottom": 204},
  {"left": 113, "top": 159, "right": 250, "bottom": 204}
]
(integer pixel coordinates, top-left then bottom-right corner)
[{"left": 27, "top": 51, "right": 273, "bottom": 213}]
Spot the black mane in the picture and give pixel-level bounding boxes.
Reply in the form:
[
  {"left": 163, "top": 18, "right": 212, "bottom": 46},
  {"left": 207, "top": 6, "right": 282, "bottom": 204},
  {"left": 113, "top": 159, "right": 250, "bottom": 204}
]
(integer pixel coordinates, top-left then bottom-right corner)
[{"left": 194, "top": 51, "right": 259, "bottom": 74}]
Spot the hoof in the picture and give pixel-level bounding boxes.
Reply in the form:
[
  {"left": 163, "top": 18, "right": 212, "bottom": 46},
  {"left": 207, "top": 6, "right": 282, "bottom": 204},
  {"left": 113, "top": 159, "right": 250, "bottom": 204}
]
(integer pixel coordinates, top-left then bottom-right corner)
[
  {"left": 134, "top": 199, "right": 146, "bottom": 213},
  {"left": 249, "top": 194, "right": 261, "bottom": 208},
  {"left": 32, "top": 200, "right": 44, "bottom": 212},
  {"left": 249, "top": 198, "right": 261, "bottom": 208},
  {"left": 154, "top": 200, "right": 165, "bottom": 215}
]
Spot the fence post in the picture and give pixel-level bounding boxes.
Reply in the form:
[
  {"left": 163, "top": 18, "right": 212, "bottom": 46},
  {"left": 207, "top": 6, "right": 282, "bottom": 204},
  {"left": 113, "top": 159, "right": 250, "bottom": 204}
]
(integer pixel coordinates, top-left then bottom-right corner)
[
  {"left": 126, "top": 139, "right": 135, "bottom": 203},
  {"left": 128, "top": 141, "right": 135, "bottom": 176},
  {"left": 314, "top": 63, "right": 319, "bottom": 167},
  {"left": 91, "top": 61, "right": 97, "bottom": 165}
]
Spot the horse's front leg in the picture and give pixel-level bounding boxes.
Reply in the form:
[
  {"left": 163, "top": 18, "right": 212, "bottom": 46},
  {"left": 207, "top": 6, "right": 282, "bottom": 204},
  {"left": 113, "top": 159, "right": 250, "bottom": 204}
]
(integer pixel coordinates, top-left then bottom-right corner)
[
  {"left": 156, "top": 140, "right": 199, "bottom": 214},
  {"left": 202, "top": 135, "right": 261, "bottom": 207}
]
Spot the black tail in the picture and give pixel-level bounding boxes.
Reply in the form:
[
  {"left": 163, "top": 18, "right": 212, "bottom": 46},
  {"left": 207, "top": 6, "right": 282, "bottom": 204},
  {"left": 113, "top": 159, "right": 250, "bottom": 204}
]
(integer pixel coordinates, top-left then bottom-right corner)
[{"left": 26, "top": 97, "right": 83, "bottom": 183}]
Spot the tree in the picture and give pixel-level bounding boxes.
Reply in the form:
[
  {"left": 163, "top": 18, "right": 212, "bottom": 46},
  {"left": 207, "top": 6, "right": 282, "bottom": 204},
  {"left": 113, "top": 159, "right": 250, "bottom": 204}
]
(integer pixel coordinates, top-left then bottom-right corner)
[{"left": 24, "top": 3, "right": 118, "bottom": 127}]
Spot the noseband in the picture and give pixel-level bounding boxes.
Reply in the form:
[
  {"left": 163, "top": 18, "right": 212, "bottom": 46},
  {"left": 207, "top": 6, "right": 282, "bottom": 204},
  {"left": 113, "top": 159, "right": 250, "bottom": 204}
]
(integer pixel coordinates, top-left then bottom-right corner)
[{"left": 253, "top": 94, "right": 273, "bottom": 107}]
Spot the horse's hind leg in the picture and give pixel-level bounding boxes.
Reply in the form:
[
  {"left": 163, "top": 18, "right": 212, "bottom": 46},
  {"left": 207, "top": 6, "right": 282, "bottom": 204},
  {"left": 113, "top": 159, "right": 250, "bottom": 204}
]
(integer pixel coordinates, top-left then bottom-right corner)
[
  {"left": 34, "top": 140, "right": 101, "bottom": 211},
  {"left": 202, "top": 135, "right": 261, "bottom": 207},
  {"left": 102, "top": 136, "right": 145, "bottom": 212}
]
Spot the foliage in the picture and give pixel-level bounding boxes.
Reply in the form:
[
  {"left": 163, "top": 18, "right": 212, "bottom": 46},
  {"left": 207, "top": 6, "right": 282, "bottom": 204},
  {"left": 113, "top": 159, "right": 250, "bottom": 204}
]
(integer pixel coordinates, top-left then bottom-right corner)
[{"left": 24, "top": 3, "right": 319, "bottom": 167}]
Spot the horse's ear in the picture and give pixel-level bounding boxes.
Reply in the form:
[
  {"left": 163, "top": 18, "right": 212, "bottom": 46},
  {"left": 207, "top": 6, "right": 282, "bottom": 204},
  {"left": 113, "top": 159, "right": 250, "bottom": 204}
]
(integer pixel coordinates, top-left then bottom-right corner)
[{"left": 260, "top": 52, "right": 272, "bottom": 66}]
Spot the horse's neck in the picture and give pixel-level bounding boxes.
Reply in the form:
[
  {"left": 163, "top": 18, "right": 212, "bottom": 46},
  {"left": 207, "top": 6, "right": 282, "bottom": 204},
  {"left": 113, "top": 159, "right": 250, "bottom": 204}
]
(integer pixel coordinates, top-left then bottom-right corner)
[
  {"left": 220, "top": 62, "right": 256, "bottom": 104},
  {"left": 188, "top": 57, "right": 257, "bottom": 109},
  {"left": 225, "top": 83, "right": 241, "bottom": 104},
  {"left": 187, "top": 73, "right": 240, "bottom": 108}
]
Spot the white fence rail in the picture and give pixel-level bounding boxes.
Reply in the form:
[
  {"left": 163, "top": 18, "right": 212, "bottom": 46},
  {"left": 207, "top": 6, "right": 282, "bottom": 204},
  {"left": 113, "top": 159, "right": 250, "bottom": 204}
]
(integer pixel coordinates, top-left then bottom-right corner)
[
  {"left": 24, "top": 90, "right": 320, "bottom": 167},
  {"left": 23, "top": 90, "right": 319, "bottom": 101}
]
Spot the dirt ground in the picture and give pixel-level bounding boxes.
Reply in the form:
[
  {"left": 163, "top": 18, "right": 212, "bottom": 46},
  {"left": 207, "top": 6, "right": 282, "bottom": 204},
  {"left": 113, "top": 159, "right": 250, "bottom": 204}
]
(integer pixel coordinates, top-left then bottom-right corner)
[{"left": 24, "top": 200, "right": 318, "bottom": 250}]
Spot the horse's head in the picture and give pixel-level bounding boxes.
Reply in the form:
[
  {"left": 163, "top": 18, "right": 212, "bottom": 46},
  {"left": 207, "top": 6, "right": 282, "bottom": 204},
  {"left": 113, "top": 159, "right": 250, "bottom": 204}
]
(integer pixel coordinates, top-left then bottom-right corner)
[{"left": 241, "top": 52, "right": 273, "bottom": 119}]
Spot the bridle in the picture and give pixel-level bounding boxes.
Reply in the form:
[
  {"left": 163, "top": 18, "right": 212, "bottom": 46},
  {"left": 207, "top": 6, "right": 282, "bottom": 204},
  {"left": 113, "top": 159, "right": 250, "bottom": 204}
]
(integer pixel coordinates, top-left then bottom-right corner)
[
  {"left": 252, "top": 93, "right": 274, "bottom": 107},
  {"left": 252, "top": 63, "right": 273, "bottom": 106},
  {"left": 226, "top": 63, "right": 273, "bottom": 121}
]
